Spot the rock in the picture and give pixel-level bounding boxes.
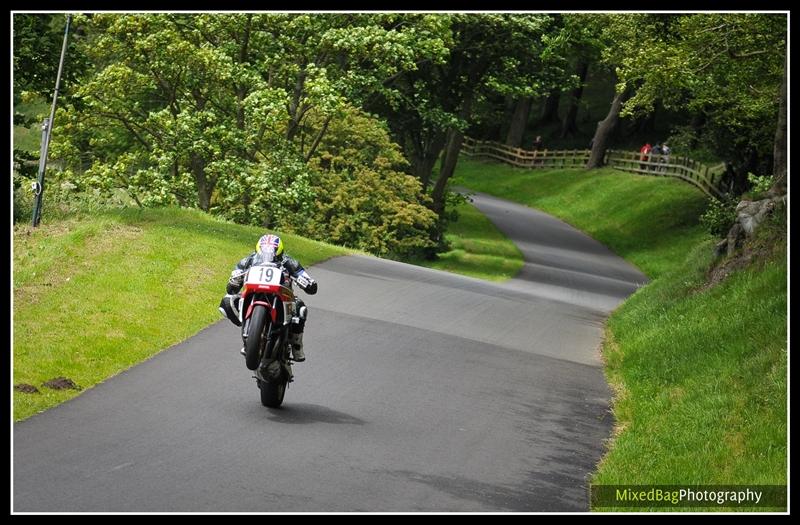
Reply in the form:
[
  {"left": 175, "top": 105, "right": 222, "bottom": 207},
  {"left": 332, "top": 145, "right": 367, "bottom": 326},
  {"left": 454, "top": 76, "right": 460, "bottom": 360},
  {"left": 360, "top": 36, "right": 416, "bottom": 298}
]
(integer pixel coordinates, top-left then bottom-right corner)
[
  {"left": 735, "top": 196, "right": 784, "bottom": 237},
  {"left": 714, "top": 239, "right": 728, "bottom": 258},
  {"left": 726, "top": 223, "right": 743, "bottom": 257}
]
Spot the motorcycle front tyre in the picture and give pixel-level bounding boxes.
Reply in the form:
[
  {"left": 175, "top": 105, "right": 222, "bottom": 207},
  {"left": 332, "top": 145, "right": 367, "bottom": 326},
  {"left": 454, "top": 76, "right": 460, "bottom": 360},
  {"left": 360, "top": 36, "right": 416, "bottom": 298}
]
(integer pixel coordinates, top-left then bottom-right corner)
[{"left": 244, "top": 304, "right": 268, "bottom": 371}]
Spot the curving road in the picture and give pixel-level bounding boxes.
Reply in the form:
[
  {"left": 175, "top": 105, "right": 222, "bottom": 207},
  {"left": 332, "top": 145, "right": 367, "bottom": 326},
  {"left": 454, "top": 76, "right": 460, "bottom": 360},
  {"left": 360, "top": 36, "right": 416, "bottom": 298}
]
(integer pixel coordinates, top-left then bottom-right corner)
[{"left": 13, "top": 192, "right": 647, "bottom": 512}]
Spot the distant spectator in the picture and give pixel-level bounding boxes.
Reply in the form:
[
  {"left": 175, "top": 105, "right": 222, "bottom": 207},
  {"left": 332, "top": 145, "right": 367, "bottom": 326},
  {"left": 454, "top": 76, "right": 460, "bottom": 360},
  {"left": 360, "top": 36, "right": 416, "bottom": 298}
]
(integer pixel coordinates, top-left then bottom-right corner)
[
  {"left": 650, "top": 142, "right": 663, "bottom": 171},
  {"left": 660, "top": 143, "right": 671, "bottom": 172},
  {"left": 531, "top": 135, "right": 543, "bottom": 151},
  {"left": 639, "top": 142, "right": 652, "bottom": 170}
]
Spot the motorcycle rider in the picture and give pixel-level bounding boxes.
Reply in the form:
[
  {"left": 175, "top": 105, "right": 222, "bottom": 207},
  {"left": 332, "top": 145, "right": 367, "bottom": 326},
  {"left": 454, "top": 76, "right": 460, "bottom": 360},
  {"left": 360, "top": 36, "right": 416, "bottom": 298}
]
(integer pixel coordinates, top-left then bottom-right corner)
[{"left": 218, "top": 234, "right": 318, "bottom": 362}]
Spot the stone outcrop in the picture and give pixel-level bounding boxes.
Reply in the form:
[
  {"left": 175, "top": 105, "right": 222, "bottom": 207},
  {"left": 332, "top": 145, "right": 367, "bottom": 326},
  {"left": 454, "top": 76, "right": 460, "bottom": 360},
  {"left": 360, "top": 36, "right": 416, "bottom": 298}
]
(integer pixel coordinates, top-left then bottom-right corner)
[{"left": 715, "top": 194, "right": 786, "bottom": 257}]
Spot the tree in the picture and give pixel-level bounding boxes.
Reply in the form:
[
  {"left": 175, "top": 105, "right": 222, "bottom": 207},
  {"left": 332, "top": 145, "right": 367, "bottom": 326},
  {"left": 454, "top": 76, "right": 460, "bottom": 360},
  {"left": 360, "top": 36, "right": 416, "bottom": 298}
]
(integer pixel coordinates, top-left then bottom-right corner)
[
  {"left": 585, "top": 13, "right": 683, "bottom": 168},
  {"left": 558, "top": 14, "right": 604, "bottom": 139},
  {"left": 586, "top": 87, "right": 628, "bottom": 169},
  {"left": 373, "top": 14, "right": 563, "bottom": 220},
  {"left": 13, "top": 14, "right": 88, "bottom": 106},
  {"left": 769, "top": 58, "right": 786, "bottom": 195},
  {"left": 50, "top": 13, "right": 449, "bottom": 227},
  {"left": 304, "top": 106, "right": 438, "bottom": 258},
  {"left": 608, "top": 13, "right": 787, "bottom": 193}
]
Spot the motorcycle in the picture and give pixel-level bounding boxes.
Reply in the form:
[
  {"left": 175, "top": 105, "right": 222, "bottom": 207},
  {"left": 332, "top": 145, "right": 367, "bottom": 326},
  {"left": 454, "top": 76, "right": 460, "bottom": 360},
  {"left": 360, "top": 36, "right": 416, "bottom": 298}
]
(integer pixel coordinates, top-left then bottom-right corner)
[{"left": 238, "top": 255, "right": 302, "bottom": 408}]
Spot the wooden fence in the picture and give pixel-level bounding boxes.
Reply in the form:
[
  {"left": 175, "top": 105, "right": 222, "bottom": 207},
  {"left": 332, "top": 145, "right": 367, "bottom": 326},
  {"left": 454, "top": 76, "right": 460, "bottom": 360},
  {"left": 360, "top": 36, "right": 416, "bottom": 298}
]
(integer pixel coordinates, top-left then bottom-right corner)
[
  {"left": 462, "top": 136, "right": 590, "bottom": 169},
  {"left": 461, "top": 136, "right": 727, "bottom": 199},
  {"left": 605, "top": 149, "right": 726, "bottom": 200}
]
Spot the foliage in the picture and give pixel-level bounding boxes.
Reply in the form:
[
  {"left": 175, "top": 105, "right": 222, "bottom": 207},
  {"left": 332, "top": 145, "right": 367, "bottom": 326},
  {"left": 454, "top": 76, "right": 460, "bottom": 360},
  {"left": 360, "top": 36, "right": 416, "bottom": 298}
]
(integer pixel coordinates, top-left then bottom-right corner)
[
  {"left": 45, "top": 13, "right": 448, "bottom": 253},
  {"left": 305, "top": 107, "right": 438, "bottom": 259},
  {"left": 369, "top": 14, "right": 561, "bottom": 200},
  {"left": 12, "top": 14, "right": 89, "bottom": 105},
  {"left": 700, "top": 196, "right": 738, "bottom": 237},
  {"left": 612, "top": 13, "right": 787, "bottom": 180},
  {"left": 744, "top": 172, "right": 774, "bottom": 200}
]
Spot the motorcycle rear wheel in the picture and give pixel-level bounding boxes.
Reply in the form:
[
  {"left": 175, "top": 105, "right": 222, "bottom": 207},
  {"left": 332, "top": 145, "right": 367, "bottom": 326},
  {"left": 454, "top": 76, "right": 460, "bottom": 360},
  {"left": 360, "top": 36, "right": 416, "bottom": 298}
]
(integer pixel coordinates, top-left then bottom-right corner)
[{"left": 259, "top": 377, "right": 287, "bottom": 408}]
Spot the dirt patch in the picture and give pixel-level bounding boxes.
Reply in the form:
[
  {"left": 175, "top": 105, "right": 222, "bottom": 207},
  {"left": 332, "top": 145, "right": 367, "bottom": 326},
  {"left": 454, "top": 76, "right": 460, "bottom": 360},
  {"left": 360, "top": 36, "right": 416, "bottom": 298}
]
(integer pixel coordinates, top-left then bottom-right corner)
[
  {"left": 42, "top": 377, "right": 82, "bottom": 391},
  {"left": 14, "top": 383, "right": 40, "bottom": 394},
  {"left": 700, "top": 222, "right": 785, "bottom": 293},
  {"left": 703, "top": 249, "right": 760, "bottom": 291}
]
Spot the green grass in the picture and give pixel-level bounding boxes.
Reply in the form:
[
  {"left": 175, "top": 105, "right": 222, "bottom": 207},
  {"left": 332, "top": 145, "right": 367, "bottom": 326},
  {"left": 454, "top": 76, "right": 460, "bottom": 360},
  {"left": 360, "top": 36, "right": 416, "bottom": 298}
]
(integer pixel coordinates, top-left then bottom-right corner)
[
  {"left": 416, "top": 200, "right": 524, "bottom": 281},
  {"left": 13, "top": 207, "right": 349, "bottom": 421},
  {"left": 452, "top": 157, "right": 710, "bottom": 280},
  {"left": 452, "top": 157, "right": 787, "bottom": 511},
  {"left": 594, "top": 227, "right": 787, "bottom": 511}
]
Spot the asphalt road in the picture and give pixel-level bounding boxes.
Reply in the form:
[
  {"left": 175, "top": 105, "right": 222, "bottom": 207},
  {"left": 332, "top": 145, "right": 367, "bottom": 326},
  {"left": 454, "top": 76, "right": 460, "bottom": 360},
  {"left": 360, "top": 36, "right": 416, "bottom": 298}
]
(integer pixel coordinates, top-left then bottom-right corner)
[{"left": 13, "top": 192, "right": 647, "bottom": 512}]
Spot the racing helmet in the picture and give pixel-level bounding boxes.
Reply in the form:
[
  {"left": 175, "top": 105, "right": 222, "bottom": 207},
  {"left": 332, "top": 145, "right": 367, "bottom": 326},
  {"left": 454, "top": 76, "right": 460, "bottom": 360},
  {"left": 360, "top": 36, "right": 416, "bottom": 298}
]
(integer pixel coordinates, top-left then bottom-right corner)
[{"left": 256, "top": 234, "right": 284, "bottom": 262}]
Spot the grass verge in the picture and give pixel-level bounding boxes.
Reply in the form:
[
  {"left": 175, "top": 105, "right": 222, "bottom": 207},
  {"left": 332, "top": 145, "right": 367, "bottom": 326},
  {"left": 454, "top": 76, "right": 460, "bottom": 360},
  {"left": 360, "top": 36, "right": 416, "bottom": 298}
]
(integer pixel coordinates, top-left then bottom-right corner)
[
  {"left": 453, "top": 157, "right": 787, "bottom": 510},
  {"left": 416, "top": 199, "right": 524, "bottom": 282},
  {"left": 13, "top": 206, "right": 349, "bottom": 421}
]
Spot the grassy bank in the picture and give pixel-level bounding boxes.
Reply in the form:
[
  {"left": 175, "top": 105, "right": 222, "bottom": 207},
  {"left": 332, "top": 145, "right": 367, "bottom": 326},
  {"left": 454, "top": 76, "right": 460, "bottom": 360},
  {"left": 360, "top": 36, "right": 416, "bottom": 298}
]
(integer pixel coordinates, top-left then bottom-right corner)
[
  {"left": 452, "top": 157, "right": 788, "bottom": 509},
  {"left": 593, "top": 218, "right": 787, "bottom": 510},
  {"left": 452, "top": 157, "right": 710, "bottom": 280},
  {"left": 13, "top": 207, "right": 349, "bottom": 421},
  {"left": 416, "top": 199, "right": 524, "bottom": 281}
]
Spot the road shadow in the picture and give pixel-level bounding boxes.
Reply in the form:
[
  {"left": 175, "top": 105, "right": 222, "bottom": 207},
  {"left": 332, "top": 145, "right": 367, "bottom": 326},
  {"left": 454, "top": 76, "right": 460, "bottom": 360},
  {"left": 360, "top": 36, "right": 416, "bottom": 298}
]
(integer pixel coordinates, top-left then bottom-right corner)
[{"left": 263, "top": 403, "right": 366, "bottom": 426}]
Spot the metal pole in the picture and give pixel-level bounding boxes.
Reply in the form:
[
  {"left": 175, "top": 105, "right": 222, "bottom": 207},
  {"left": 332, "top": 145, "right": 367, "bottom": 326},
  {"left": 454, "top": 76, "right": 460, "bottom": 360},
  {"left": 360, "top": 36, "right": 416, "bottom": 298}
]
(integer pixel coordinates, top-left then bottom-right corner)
[{"left": 32, "top": 14, "right": 72, "bottom": 228}]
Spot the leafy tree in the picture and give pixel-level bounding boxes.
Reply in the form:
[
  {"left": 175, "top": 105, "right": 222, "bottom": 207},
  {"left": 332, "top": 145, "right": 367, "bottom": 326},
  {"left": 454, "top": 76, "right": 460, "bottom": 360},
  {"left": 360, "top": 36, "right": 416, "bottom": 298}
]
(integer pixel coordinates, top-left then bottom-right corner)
[
  {"left": 372, "top": 15, "right": 560, "bottom": 217},
  {"left": 585, "top": 13, "right": 674, "bottom": 168},
  {"left": 597, "top": 13, "right": 787, "bottom": 193},
  {"left": 50, "top": 14, "right": 447, "bottom": 231},
  {"left": 304, "top": 106, "right": 438, "bottom": 258}
]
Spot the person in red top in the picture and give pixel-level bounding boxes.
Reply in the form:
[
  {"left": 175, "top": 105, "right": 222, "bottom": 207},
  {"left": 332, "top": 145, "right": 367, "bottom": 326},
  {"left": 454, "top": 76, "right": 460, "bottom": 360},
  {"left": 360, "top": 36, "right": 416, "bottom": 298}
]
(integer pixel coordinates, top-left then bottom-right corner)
[{"left": 639, "top": 142, "right": 652, "bottom": 170}]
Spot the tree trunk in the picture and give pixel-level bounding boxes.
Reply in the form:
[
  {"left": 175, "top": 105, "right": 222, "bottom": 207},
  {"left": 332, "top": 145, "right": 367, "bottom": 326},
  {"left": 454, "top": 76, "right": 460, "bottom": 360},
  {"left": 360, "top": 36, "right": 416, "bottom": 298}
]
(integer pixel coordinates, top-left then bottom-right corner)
[
  {"left": 688, "top": 111, "right": 705, "bottom": 149},
  {"left": 191, "top": 153, "right": 212, "bottom": 211},
  {"left": 769, "top": 60, "right": 787, "bottom": 196},
  {"left": 432, "top": 129, "right": 463, "bottom": 216},
  {"left": 405, "top": 131, "right": 447, "bottom": 192},
  {"left": 538, "top": 89, "right": 561, "bottom": 126},
  {"left": 505, "top": 96, "right": 533, "bottom": 148},
  {"left": 586, "top": 89, "right": 627, "bottom": 169},
  {"left": 286, "top": 66, "right": 307, "bottom": 142},
  {"left": 497, "top": 94, "right": 516, "bottom": 142},
  {"left": 432, "top": 67, "right": 484, "bottom": 215},
  {"left": 560, "top": 61, "right": 589, "bottom": 138}
]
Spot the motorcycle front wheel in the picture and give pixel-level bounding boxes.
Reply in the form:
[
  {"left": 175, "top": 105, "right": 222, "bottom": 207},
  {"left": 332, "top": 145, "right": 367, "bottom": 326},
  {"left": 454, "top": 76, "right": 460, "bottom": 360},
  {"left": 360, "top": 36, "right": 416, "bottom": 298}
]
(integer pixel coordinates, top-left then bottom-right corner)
[{"left": 244, "top": 305, "right": 268, "bottom": 371}]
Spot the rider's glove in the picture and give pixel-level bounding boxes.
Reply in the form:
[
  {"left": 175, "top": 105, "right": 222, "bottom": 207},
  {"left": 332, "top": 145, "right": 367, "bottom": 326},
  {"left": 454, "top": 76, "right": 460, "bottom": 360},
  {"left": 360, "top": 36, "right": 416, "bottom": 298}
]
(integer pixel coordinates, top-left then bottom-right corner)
[
  {"left": 295, "top": 273, "right": 317, "bottom": 294},
  {"left": 227, "top": 269, "right": 246, "bottom": 294}
]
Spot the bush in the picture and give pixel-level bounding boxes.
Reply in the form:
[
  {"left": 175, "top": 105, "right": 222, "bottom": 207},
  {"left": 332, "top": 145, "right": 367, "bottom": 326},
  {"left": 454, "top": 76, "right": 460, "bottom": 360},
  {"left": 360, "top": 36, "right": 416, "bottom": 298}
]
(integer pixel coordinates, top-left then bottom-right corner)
[
  {"left": 304, "top": 107, "right": 438, "bottom": 259},
  {"left": 744, "top": 172, "right": 774, "bottom": 200},
  {"left": 700, "top": 196, "right": 738, "bottom": 237}
]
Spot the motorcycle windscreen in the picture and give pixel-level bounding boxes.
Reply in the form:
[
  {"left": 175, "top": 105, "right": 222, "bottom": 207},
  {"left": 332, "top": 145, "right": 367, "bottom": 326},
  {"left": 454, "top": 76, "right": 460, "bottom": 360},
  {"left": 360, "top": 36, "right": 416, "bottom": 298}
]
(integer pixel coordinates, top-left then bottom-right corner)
[{"left": 252, "top": 250, "right": 277, "bottom": 266}]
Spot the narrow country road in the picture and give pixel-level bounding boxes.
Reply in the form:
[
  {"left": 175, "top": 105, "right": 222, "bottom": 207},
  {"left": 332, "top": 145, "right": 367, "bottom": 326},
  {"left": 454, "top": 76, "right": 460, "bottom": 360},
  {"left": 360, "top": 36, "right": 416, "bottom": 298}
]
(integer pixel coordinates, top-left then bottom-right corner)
[{"left": 13, "top": 191, "right": 647, "bottom": 512}]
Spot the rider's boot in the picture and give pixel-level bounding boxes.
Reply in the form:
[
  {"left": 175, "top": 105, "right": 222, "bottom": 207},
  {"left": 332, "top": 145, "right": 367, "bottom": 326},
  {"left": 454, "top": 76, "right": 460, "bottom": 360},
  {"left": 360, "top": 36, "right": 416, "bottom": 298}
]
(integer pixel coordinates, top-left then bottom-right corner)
[
  {"left": 219, "top": 294, "right": 243, "bottom": 327},
  {"left": 289, "top": 332, "right": 305, "bottom": 362}
]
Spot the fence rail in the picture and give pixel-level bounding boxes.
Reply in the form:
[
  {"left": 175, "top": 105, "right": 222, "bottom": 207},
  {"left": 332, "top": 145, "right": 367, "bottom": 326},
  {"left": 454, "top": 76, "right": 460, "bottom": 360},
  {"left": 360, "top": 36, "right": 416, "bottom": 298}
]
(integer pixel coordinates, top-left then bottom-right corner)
[
  {"left": 462, "top": 137, "right": 590, "bottom": 169},
  {"left": 462, "top": 136, "right": 726, "bottom": 199}
]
